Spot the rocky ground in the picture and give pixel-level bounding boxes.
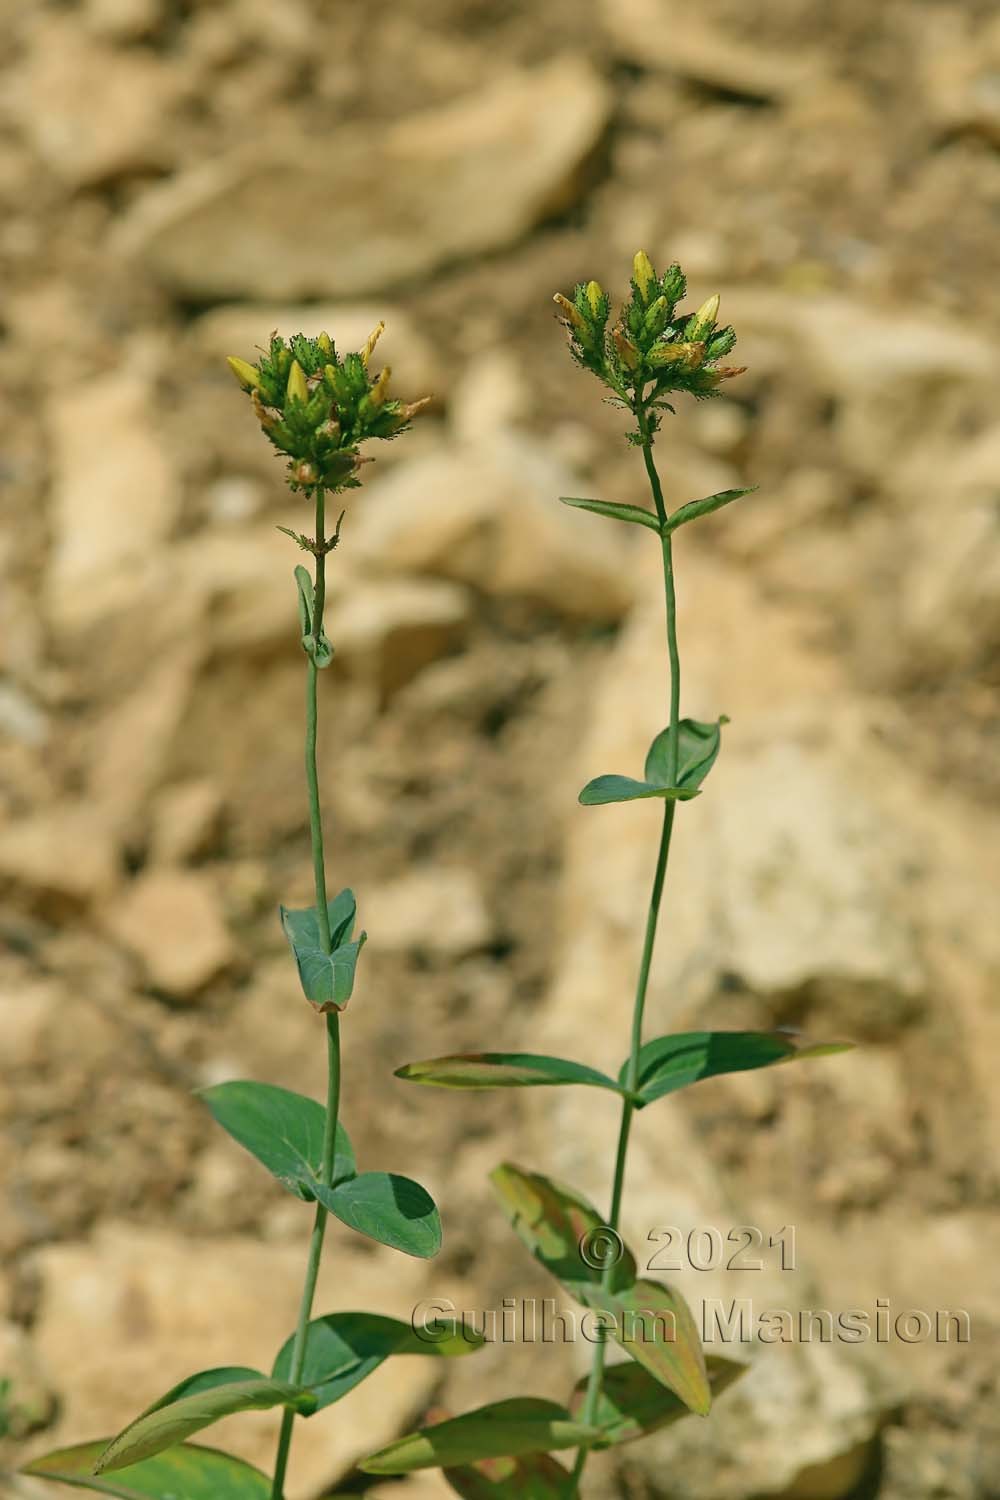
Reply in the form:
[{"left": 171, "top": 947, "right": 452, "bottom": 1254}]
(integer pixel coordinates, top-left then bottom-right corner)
[{"left": 1, "top": 1, "right": 999, "bottom": 1497}]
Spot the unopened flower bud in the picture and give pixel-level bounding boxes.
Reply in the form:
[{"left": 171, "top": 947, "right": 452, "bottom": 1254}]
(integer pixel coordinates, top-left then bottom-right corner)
[
  {"left": 613, "top": 329, "right": 640, "bottom": 370},
  {"left": 685, "top": 294, "right": 721, "bottom": 342},
  {"left": 711, "top": 365, "right": 748, "bottom": 383},
  {"left": 642, "top": 295, "right": 669, "bottom": 336},
  {"left": 553, "top": 293, "right": 587, "bottom": 332},
  {"left": 632, "top": 250, "right": 655, "bottom": 301},
  {"left": 251, "top": 390, "right": 280, "bottom": 430},
  {"left": 389, "top": 395, "right": 433, "bottom": 431},
  {"left": 648, "top": 340, "right": 705, "bottom": 370},
  {"left": 361, "top": 321, "right": 385, "bottom": 367},
  {"left": 586, "top": 281, "right": 605, "bottom": 319},
  {"left": 226, "top": 356, "right": 260, "bottom": 391},
  {"left": 316, "top": 331, "right": 333, "bottom": 356},
  {"left": 286, "top": 360, "right": 309, "bottom": 405},
  {"left": 369, "top": 366, "right": 392, "bottom": 407},
  {"left": 291, "top": 460, "right": 317, "bottom": 487}
]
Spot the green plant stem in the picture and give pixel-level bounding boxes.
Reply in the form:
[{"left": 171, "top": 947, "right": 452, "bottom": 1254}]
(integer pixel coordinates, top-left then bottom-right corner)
[
  {"left": 571, "top": 411, "right": 680, "bottom": 1494},
  {"left": 271, "top": 488, "right": 339, "bottom": 1500}
]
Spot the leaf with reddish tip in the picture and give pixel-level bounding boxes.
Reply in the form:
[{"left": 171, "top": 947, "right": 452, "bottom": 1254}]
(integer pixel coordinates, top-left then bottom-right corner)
[
  {"left": 359, "top": 1399, "right": 598, "bottom": 1474},
  {"left": 489, "top": 1165, "right": 637, "bottom": 1295},
  {"left": 22, "top": 1442, "right": 270, "bottom": 1499},
  {"left": 395, "top": 1053, "right": 623, "bottom": 1095},
  {"left": 569, "top": 1355, "right": 747, "bottom": 1447}
]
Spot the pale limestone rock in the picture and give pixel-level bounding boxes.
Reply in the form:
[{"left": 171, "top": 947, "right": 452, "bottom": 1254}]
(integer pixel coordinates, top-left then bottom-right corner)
[
  {"left": 103, "top": 869, "right": 235, "bottom": 996},
  {"left": 45, "top": 361, "right": 180, "bottom": 634},
  {"left": 364, "top": 867, "right": 491, "bottom": 957},
  {"left": 25, "top": 1224, "right": 451, "bottom": 1499},
  {"left": 13, "top": 20, "right": 177, "bottom": 185},
  {"left": 192, "top": 304, "right": 443, "bottom": 405},
  {"left": 349, "top": 443, "right": 635, "bottom": 624},
  {"left": 149, "top": 778, "right": 224, "bottom": 865},
  {"left": 0, "top": 978, "right": 62, "bottom": 1070},
  {"left": 0, "top": 804, "right": 118, "bottom": 906},
  {"left": 113, "top": 58, "right": 611, "bottom": 298},
  {"left": 83, "top": 0, "right": 162, "bottom": 41},
  {"left": 330, "top": 579, "right": 471, "bottom": 703},
  {"left": 599, "top": 0, "right": 825, "bottom": 101}
]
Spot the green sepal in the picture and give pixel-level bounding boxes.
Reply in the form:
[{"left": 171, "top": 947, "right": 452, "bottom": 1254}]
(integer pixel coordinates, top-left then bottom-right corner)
[
  {"left": 359, "top": 1398, "right": 600, "bottom": 1474},
  {"left": 569, "top": 1356, "right": 747, "bottom": 1447},
  {"left": 93, "top": 1380, "right": 315, "bottom": 1474},
  {"left": 309, "top": 1170, "right": 442, "bottom": 1259},
  {"left": 664, "top": 487, "right": 757, "bottom": 535},
  {"left": 272, "top": 1311, "right": 482, "bottom": 1414},
  {"left": 395, "top": 1053, "right": 624, "bottom": 1095},
  {"left": 197, "top": 1080, "right": 355, "bottom": 1200},
  {"left": 22, "top": 1441, "right": 272, "bottom": 1499},
  {"left": 279, "top": 889, "right": 366, "bottom": 1012},
  {"left": 559, "top": 496, "right": 660, "bottom": 532},
  {"left": 620, "top": 1030, "right": 854, "bottom": 1108},
  {"left": 580, "top": 717, "right": 726, "bottom": 807}
]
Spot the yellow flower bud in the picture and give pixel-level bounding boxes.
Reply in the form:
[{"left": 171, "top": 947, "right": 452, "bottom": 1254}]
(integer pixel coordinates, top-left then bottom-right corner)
[
  {"left": 586, "top": 281, "right": 605, "bottom": 319},
  {"left": 613, "top": 328, "right": 640, "bottom": 370},
  {"left": 633, "top": 249, "right": 655, "bottom": 300},
  {"left": 317, "top": 331, "right": 333, "bottom": 356},
  {"left": 648, "top": 341, "right": 705, "bottom": 370},
  {"left": 553, "top": 293, "right": 586, "bottom": 331},
  {"left": 369, "top": 366, "right": 392, "bottom": 407},
  {"left": 286, "top": 359, "right": 309, "bottom": 405},
  {"left": 361, "top": 321, "right": 385, "bottom": 367},
  {"left": 686, "top": 294, "right": 721, "bottom": 342},
  {"left": 226, "top": 356, "right": 260, "bottom": 391}
]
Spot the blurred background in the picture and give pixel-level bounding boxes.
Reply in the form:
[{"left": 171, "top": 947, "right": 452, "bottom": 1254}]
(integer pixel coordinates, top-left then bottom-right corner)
[{"left": 1, "top": 0, "right": 999, "bottom": 1496}]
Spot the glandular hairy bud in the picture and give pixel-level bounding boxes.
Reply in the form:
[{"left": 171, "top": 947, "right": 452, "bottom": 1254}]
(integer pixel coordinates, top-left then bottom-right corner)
[
  {"left": 227, "top": 356, "right": 260, "bottom": 391},
  {"left": 686, "top": 294, "right": 721, "bottom": 342},
  {"left": 316, "top": 331, "right": 333, "bottom": 356},
  {"left": 586, "top": 280, "right": 605, "bottom": 320},
  {"left": 613, "top": 328, "right": 641, "bottom": 370},
  {"left": 361, "top": 321, "right": 385, "bottom": 367},
  {"left": 648, "top": 340, "right": 705, "bottom": 370},
  {"left": 369, "top": 366, "right": 392, "bottom": 407},
  {"left": 553, "top": 292, "right": 587, "bottom": 332},
  {"left": 642, "top": 295, "right": 669, "bottom": 337},
  {"left": 396, "top": 396, "right": 433, "bottom": 424},
  {"left": 291, "top": 460, "right": 317, "bottom": 487},
  {"left": 632, "top": 249, "right": 655, "bottom": 302},
  {"left": 286, "top": 359, "right": 309, "bottom": 405},
  {"left": 712, "top": 365, "right": 748, "bottom": 383}
]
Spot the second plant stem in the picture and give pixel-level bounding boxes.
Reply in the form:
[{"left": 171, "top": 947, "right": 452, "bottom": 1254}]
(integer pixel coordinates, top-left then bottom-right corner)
[
  {"left": 572, "top": 410, "right": 680, "bottom": 1492},
  {"left": 271, "top": 488, "right": 340, "bottom": 1500}
]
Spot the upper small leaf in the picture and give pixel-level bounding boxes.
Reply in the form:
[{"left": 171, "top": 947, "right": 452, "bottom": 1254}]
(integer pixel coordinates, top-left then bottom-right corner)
[
  {"left": 578, "top": 776, "right": 701, "bottom": 807},
  {"left": 621, "top": 1030, "right": 853, "bottom": 1108},
  {"left": 359, "top": 1398, "right": 599, "bottom": 1474},
  {"left": 395, "top": 1053, "right": 624, "bottom": 1095},
  {"left": 94, "top": 1381, "right": 315, "bottom": 1474},
  {"left": 197, "top": 1080, "right": 355, "bottom": 1200},
  {"left": 280, "top": 889, "right": 366, "bottom": 1012},
  {"left": 559, "top": 496, "right": 661, "bottom": 532},
  {"left": 644, "top": 717, "right": 728, "bottom": 791},
  {"left": 664, "top": 487, "right": 757, "bottom": 535},
  {"left": 23, "top": 1441, "right": 271, "bottom": 1499},
  {"left": 272, "top": 1312, "right": 482, "bottom": 1414},
  {"left": 311, "top": 1171, "right": 442, "bottom": 1259}
]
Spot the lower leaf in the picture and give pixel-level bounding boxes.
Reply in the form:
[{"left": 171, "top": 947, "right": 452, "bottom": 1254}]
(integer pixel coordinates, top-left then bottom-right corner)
[
  {"left": 444, "top": 1450, "right": 575, "bottom": 1497},
  {"left": 310, "top": 1171, "right": 442, "bottom": 1258},
  {"left": 569, "top": 1355, "right": 747, "bottom": 1447},
  {"left": 23, "top": 1441, "right": 271, "bottom": 1499},
  {"left": 359, "top": 1398, "right": 599, "bottom": 1474}
]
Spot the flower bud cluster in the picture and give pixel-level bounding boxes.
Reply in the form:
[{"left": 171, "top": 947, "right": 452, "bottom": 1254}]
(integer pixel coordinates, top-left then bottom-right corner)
[
  {"left": 554, "top": 251, "right": 746, "bottom": 430},
  {"left": 227, "top": 325, "right": 430, "bottom": 496}
]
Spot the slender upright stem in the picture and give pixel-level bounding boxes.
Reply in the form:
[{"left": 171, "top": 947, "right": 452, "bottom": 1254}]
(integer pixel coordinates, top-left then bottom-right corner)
[
  {"left": 571, "top": 411, "right": 680, "bottom": 1494},
  {"left": 271, "top": 488, "right": 339, "bottom": 1500}
]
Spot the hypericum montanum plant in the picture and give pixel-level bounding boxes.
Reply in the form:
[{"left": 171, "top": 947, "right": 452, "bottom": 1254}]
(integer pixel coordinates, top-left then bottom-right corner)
[
  {"left": 373, "top": 254, "right": 850, "bottom": 1497},
  {"left": 23, "top": 327, "right": 486, "bottom": 1500}
]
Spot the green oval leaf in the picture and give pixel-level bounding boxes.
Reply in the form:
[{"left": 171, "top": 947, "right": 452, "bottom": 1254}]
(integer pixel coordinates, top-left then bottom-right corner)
[
  {"left": 395, "top": 1053, "right": 623, "bottom": 1094},
  {"left": 359, "top": 1398, "right": 599, "bottom": 1474},
  {"left": 279, "top": 888, "right": 366, "bottom": 1012},
  {"left": 94, "top": 1380, "right": 315, "bottom": 1474},
  {"left": 585, "top": 1279, "right": 711, "bottom": 1417},
  {"left": 559, "top": 496, "right": 661, "bottom": 532},
  {"left": 197, "top": 1080, "right": 355, "bottom": 1200},
  {"left": 489, "top": 1165, "right": 636, "bottom": 1295},
  {"left": 311, "top": 1171, "right": 442, "bottom": 1259},
  {"left": 578, "top": 776, "right": 701, "bottom": 807},
  {"left": 139, "top": 1367, "right": 265, "bottom": 1414},
  {"left": 569, "top": 1355, "right": 747, "bottom": 1447},
  {"left": 443, "top": 1450, "right": 574, "bottom": 1497},
  {"left": 663, "top": 487, "right": 757, "bottom": 535},
  {"left": 23, "top": 1441, "right": 271, "bottom": 1499},
  {"left": 272, "top": 1311, "right": 482, "bottom": 1413},
  {"left": 621, "top": 1030, "right": 853, "bottom": 1108},
  {"left": 644, "top": 716, "right": 728, "bottom": 791}
]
